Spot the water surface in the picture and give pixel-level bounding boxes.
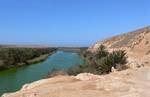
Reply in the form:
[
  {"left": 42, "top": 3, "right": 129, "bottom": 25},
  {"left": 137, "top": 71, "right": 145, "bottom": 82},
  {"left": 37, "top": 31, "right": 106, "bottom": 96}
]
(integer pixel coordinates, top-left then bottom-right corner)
[{"left": 0, "top": 51, "right": 84, "bottom": 95}]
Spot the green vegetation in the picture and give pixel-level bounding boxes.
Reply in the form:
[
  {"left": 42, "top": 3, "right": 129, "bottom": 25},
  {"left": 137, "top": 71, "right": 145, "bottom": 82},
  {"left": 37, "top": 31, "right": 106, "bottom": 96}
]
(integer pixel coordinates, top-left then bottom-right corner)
[
  {"left": 68, "top": 45, "right": 127, "bottom": 75},
  {"left": 0, "top": 47, "right": 57, "bottom": 70}
]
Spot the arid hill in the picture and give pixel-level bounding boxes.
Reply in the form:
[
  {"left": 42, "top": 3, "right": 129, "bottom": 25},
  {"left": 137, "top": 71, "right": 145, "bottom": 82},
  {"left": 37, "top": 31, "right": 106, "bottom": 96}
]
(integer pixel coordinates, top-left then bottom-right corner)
[{"left": 89, "top": 26, "right": 150, "bottom": 67}]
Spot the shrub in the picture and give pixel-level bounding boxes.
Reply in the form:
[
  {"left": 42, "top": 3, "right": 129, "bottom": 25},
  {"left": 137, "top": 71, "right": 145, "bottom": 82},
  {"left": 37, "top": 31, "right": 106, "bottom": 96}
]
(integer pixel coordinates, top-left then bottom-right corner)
[
  {"left": 47, "top": 68, "right": 67, "bottom": 78},
  {"left": 109, "top": 50, "right": 127, "bottom": 67},
  {"left": 95, "top": 49, "right": 127, "bottom": 74},
  {"left": 97, "top": 57, "right": 113, "bottom": 74},
  {"left": 67, "top": 45, "right": 127, "bottom": 75},
  {"left": 94, "top": 45, "right": 109, "bottom": 59},
  {"left": 67, "top": 64, "right": 84, "bottom": 75},
  {"left": 67, "top": 64, "right": 98, "bottom": 75}
]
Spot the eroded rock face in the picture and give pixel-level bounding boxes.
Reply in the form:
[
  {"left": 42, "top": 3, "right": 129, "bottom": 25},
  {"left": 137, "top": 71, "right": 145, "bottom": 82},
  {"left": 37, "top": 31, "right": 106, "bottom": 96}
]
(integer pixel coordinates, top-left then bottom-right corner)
[{"left": 2, "top": 66, "right": 150, "bottom": 97}]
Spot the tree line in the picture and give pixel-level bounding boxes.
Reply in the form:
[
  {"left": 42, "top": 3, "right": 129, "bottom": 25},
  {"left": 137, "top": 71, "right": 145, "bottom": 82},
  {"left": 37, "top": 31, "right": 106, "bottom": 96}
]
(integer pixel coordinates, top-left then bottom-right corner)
[{"left": 0, "top": 47, "right": 57, "bottom": 70}]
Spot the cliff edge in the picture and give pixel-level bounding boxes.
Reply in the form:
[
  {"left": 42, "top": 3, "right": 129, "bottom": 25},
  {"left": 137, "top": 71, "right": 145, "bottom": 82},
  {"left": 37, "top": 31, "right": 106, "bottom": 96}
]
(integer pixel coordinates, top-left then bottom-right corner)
[{"left": 2, "top": 66, "right": 150, "bottom": 97}]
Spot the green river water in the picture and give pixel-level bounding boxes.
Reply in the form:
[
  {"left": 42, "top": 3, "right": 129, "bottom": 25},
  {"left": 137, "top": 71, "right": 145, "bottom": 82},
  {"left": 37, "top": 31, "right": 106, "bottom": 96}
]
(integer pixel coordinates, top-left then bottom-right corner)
[{"left": 0, "top": 51, "right": 84, "bottom": 96}]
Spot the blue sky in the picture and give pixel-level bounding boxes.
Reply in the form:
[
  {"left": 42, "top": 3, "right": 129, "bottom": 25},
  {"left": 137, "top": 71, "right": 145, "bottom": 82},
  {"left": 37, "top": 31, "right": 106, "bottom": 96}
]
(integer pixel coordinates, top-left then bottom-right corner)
[{"left": 0, "top": 0, "right": 150, "bottom": 47}]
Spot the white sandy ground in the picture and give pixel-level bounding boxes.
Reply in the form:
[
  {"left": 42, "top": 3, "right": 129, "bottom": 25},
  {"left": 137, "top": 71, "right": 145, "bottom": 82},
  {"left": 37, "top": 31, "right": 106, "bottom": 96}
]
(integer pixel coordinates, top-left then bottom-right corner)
[{"left": 2, "top": 66, "right": 150, "bottom": 97}]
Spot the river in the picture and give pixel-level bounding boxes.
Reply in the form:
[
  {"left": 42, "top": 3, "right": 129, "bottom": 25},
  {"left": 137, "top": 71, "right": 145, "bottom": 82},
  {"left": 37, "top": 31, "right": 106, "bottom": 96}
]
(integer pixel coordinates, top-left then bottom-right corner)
[{"left": 0, "top": 51, "right": 84, "bottom": 95}]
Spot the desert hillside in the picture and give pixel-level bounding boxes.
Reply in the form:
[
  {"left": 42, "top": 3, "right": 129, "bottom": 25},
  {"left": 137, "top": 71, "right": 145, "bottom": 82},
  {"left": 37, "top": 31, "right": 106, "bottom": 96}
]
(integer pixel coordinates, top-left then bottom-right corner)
[
  {"left": 89, "top": 26, "right": 150, "bottom": 66},
  {"left": 3, "top": 26, "right": 150, "bottom": 97}
]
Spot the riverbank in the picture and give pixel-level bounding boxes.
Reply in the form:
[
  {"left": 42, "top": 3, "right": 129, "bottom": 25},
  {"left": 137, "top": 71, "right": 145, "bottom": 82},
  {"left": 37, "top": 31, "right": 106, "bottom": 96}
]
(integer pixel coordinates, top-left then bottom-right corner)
[
  {"left": 26, "top": 54, "right": 49, "bottom": 64},
  {"left": 0, "top": 48, "right": 57, "bottom": 71},
  {"left": 0, "top": 52, "right": 55, "bottom": 71},
  {"left": 0, "top": 51, "right": 84, "bottom": 96}
]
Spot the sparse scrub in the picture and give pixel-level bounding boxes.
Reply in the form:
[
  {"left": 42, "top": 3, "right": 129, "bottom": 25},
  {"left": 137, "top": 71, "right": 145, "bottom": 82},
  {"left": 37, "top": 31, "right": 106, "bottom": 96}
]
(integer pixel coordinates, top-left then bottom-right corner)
[
  {"left": 94, "top": 45, "right": 109, "bottom": 59},
  {"left": 47, "top": 69, "right": 67, "bottom": 78}
]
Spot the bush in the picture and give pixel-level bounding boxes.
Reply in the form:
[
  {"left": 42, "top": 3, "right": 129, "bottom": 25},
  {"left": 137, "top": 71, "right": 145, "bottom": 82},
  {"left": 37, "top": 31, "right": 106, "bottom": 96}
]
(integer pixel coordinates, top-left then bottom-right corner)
[
  {"left": 47, "top": 68, "right": 67, "bottom": 78},
  {"left": 67, "top": 64, "right": 98, "bottom": 75},
  {"left": 109, "top": 50, "right": 127, "bottom": 67},
  {"left": 67, "top": 45, "right": 127, "bottom": 75},
  {"left": 94, "top": 45, "right": 109, "bottom": 59},
  {"left": 67, "top": 64, "right": 85, "bottom": 75}
]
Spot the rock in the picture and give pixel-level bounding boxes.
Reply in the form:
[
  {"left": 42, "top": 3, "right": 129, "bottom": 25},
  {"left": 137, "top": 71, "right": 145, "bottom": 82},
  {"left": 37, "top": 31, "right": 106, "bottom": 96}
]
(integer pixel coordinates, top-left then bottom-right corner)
[
  {"left": 111, "top": 67, "right": 117, "bottom": 72},
  {"left": 75, "top": 73, "right": 102, "bottom": 80}
]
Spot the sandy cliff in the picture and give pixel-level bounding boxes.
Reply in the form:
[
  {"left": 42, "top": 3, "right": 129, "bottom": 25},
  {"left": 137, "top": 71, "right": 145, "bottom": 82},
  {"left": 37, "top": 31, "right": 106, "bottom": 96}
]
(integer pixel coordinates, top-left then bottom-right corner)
[{"left": 3, "top": 26, "right": 150, "bottom": 97}]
